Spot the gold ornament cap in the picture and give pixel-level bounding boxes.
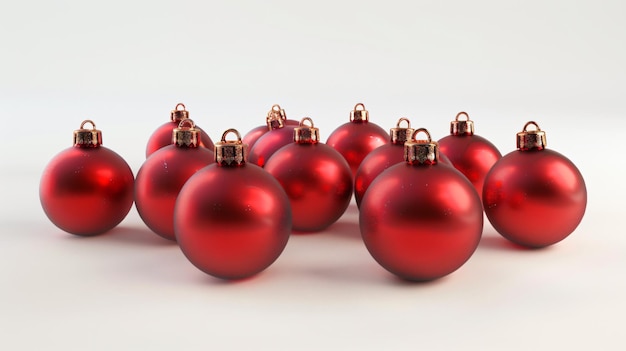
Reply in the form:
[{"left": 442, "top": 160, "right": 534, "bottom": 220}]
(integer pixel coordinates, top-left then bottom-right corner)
[
  {"left": 73, "top": 120, "right": 102, "bottom": 148},
  {"left": 294, "top": 117, "right": 320, "bottom": 144},
  {"left": 170, "top": 103, "right": 190, "bottom": 122},
  {"left": 390, "top": 117, "right": 414, "bottom": 145},
  {"left": 517, "top": 121, "right": 547, "bottom": 151},
  {"left": 350, "top": 103, "right": 369, "bottom": 123},
  {"left": 215, "top": 129, "right": 247, "bottom": 166},
  {"left": 266, "top": 104, "right": 287, "bottom": 130},
  {"left": 172, "top": 119, "right": 200, "bottom": 148},
  {"left": 404, "top": 128, "right": 439, "bottom": 165},
  {"left": 450, "top": 111, "right": 475, "bottom": 136}
]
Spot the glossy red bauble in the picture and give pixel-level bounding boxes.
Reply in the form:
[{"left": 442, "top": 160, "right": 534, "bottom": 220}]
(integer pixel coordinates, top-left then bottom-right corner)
[
  {"left": 360, "top": 129, "right": 483, "bottom": 281},
  {"left": 438, "top": 112, "right": 501, "bottom": 200},
  {"left": 174, "top": 130, "right": 291, "bottom": 280},
  {"left": 40, "top": 120, "right": 134, "bottom": 236},
  {"left": 483, "top": 122, "right": 586, "bottom": 248},
  {"left": 243, "top": 104, "right": 299, "bottom": 150},
  {"left": 135, "top": 120, "right": 214, "bottom": 241},
  {"left": 265, "top": 118, "right": 352, "bottom": 232},
  {"left": 326, "top": 103, "right": 389, "bottom": 178},
  {"left": 145, "top": 103, "right": 214, "bottom": 158}
]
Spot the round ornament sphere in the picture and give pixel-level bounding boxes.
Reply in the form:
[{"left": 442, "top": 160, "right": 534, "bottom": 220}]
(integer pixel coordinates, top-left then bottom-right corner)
[
  {"left": 174, "top": 129, "right": 292, "bottom": 280},
  {"left": 265, "top": 118, "right": 352, "bottom": 232},
  {"left": 326, "top": 103, "right": 389, "bottom": 178},
  {"left": 360, "top": 129, "right": 483, "bottom": 281},
  {"left": 438, "top": 112, "right": 502, "bottom": 200},
  {"left": 135, "top": 120, "right": 215, "bottom": 240},
  {"left": 243, "top": 104, "right": 299, "bottom": 150},
  {"left": 40, "top": 120, "right": 134, "bottom": 236},
  {"left": 483, "top": 121, "right": 586, "bottom": 248}
]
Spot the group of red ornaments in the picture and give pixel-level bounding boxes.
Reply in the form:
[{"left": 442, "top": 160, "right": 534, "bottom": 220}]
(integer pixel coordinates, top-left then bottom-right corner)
[{"left": 40, "top": 103, "right": 587, "bottom": 281}]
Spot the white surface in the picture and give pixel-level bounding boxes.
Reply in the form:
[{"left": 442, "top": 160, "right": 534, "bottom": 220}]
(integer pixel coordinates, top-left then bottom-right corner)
[{"left": 1, "top": 1, "right": 625, "bottom": 350}]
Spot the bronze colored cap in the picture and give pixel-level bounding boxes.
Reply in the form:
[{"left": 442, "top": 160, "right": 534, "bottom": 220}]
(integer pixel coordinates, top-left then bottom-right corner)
[
  {"left": 172, "top": 119, "right": 200, "bottom": 148},
  {"left": 266, "top": 104, "right": 287, "bottom": 130},
  {"left": 215, "top": 129, "right": 247, "bottom": 166},
  {"left": 404, "top": 128, "right": 439, "bottom": 165},
  {"left": 73, "top": 120, "right": 102, "bottom": 148},
  {"left": 350, "top": 103, "right": 369, "bottom": 123},
  {"left": 450, "top": 111, "right": 475, "bottom": 136},
  {"left": 517, "top": 121, "right": 547, "bottom": 151},
  {"left": 170, "top": 103, "right": 190, "bottom": 122},
  {"left": 390, "top": 117, "right": 414, "bottom": 144},
  {"left": 294, "top": 117, "right": 320, "bottom": 144}
]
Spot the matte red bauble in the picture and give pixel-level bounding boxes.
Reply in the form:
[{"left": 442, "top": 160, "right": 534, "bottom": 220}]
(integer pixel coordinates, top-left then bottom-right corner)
[
  {"left": 360, "top": 128, "right": 483, "bottom": 281},
  {"left": 483, "top": 121, "right": 587, "bottom": 248},
  {"left": 354, "top": 117, "right": 414, "bottom": 208},
  {"left": 248, "top": 109, "right": 299, "bottom": 168},
  {"left": 242, "top": 104, "right": 299, "bottom": 150},
  {"left": 135, "top": 120, "right": 214, "bottom": 241},
  {"left": 265, "top": 118, "right": 352, "bottom": 232},
  {"left": 326, "top": 103, "right": 389, "bottom": 178},
  {"left": 438, "top": 112, "right": 502, "bottom": 200},
  {"left": 174, "top": 129, "right": 292, "bottom": 280},
  {"left": 40, "top": 120, "right": 134, "bottom": 236},
  {"left": 145, "top": 103, "right": 214, "bottom": 158}
]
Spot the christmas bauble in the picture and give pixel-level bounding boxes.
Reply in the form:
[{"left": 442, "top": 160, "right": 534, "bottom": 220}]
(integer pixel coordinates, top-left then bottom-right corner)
[
  {"left": 360, "top": 128, "right": 483, "bottom": 281},
  {"left": 438, "top": 112, "right": 502, "bottom": 200},
  {"left": 248, "top": 109, "right": 299, "bottom": 167},
  {"left": 243, "top": 104, "right": 299, "bottom": 150},
  {"left": 135, "top": 119, "right": 214, "bottom": 241},
  {"left": 174, "top": 129, "right": 292, "bottom": 279},
  {"left": 145, "top": 103, "right": 214, "bottom": 158},
  {"left": 326, "top": 103, "right": 389, "bottom": 178},
  {"left": 354, "top": 117, "right": 414, "bottom": 208},
  {"left": 483, "top": 121, "right": 587, "bottom": 248},
  {"left": 265, "top": 118, "right": 352, "bottom": 232},
  {"left": 40, "top": 120, "right": 134, "bottom": 236}
]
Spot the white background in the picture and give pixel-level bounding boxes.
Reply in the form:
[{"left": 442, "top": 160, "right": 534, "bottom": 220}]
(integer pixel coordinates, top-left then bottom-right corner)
[{"left": 1, "top": 1, "right": 625, "bottom": 350}]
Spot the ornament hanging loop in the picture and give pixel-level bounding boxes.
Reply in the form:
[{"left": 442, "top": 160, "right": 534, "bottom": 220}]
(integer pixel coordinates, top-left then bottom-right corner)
[
  {"left": 172, "top": 119, "right": 200, "bottom": 148},
  {"left": 294, "top": 117, "right": 320, "bottom": 144},
  {"left": 390, "top": 117, "right": 414, "bottom": 144},
  {"left": 350, "top": 102, "right": 369, "bottom": 123},
  {"left": 74, "top": 119, "right": 102, "bottom": 148},
  {"left": 517, "top": 120, "right": 547, "bottom": 151},
  {"left": 450, "top": 111, "right": 474, "bottom": 136},
  {"left": 171, "top": 102, "right": 190, "bottom": 121},
  {"left": 216, "top": 128, "right": 247, "bottom": 166},
  {"left": 404, "top": 127, "right": 439, "bottom": 165}
]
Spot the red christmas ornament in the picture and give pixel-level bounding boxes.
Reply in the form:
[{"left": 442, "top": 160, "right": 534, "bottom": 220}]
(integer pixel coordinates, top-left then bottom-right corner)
[
  {"left": 145, "top": 103, "right": 215, "bottom": 158},
  {"left": 354, "top": 117, "right": 414, "bottom": 208},
  {"left": 247, "top": 108, "right": 299, "bottom": 168},
  {"left": 326, "top": 103, "right": 389, "bottom": 178},
  {"left": 265, "top": 117, "right": 352, "bottom": 232},
  {"left": 174, "top": 129, "right": 292, "bottom": 279},
  {"left": 242, "top": 104, "right": 299, "bottom": 150},
  {"left": 135, "top": 119, "right": 215, "bottom": 241},
  {"left": 483, "top": 121, "right": 587, "bottom": 248},
  {"left": 360, "top": 128, "right": 483, "bottom": 281},
  {"left": 438, "top": 112, "right": 502, "bottom": 200},
  {"left": 40, "top": 120, "right": 134, "bottom": 236}
]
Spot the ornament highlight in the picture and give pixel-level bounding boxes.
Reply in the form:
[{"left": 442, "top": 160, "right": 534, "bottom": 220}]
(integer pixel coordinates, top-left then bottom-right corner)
[
  {"left": 360, "top": 128, "right": 483, "bottom": 281},
  {"left": 242, "top": 104, "right": 299, "bottom": 150},
  {"left": 135, "top": 119, "right": 215, "bottom": 241},
  {"left": 265, "top": 117, "right": 352, "bottom": 232},
  {"left": 438, "top": 112, "right": 502, "bottom": 200},
  {"left": 40, "top": 120, "right": 135, "bottom": 236},
  {"left": 326, "top": 103, "right": 389, "bottom": 178},
  {"left": 145, "top": 103, "right": 214, "bottom": 158},
  {"left": 483, "top": 121, "right": 587, "bottom": 248},
  {"left": 174, "top": 129, "right": 292, "bottom": 279}
]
